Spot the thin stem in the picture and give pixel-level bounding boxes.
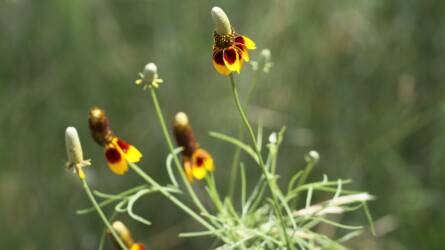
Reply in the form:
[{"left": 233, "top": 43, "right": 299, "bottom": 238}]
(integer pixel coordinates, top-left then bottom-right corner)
[
  {"left": 128, "top": 162, "right": 221, "bottom": 237},
  {"left": 98, "top": 211, "right": 118, "bottom": 250},
  {"left": 77, "top": 185, "right": 147, "bottom": 215},
  {"left": 292, "top": 161, "right": 315, "bottom": 208},
  {"left": 82, "top": 179, "right": 128, "bottom": 250},
  {"left": 228, "top": 70, "right": 260, "bottom": 197},
  {"left": 149, "top": 88, "right": 208, "bottom": 214},
  {"left": 228, "top": 74, "right": 293, "bottom": 249}
]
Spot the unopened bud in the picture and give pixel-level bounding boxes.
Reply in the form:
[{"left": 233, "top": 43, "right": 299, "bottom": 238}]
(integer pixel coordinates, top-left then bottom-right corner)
[{"left": 304, "top": 150, "right": 320, "bottom": 164}]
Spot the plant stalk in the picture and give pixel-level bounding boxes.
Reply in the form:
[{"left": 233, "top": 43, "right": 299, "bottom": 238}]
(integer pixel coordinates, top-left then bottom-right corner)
[{"left": 228, "top": 74, "right": 293, "bottom": 249}]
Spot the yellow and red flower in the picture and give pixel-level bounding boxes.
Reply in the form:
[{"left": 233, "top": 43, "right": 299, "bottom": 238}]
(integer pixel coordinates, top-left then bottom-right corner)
[
  {"left": 173, "top": 112, "right": 215, "bottom": 182},
  {"left": 183, "top": 149, "right": 214, "bottom": 181},
  {"left": 211, "top": 7, "right": 256, "bottom": 75},
  {"left": 89, "top": 107, "right": 142, "bottom": 175},
  {"left": 111, "top": 221, "right": 146, "bottom": 250}
]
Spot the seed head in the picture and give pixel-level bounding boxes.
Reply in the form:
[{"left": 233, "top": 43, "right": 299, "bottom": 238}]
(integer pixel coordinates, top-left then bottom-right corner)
[
  {"left": 173, "top": 112, "right": 198, "bottom": 157},
  {"left": 65, "top": 126, "right": 91, "bottom": 179},
  {"left": 211, "top": 7, "right": 232, "bottom": 35},
  {"left": 111, "top": 221, "right": 134, "bottom": 247},
  {"left": 135, "top": 62, "right": 163, "bottom": 89},
  {"left": 88, "top": 107, "right": 114, "bottom": 146}
]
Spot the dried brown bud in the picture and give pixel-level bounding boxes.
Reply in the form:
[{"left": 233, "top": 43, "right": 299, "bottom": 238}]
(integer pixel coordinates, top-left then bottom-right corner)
[
  {"left": 173, "top": 112, "right": 198, "bottom": 157},
  {"left": 88, "top": 107, "right": 114, "bottom": 146}
]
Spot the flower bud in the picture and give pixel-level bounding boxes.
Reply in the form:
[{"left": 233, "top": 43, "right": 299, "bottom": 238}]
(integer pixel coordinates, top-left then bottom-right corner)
[
  {"left": 173, "top": 112, "right": 198, "bottom": 157},
  {"left": 211, "top": 7, "right": 232, "bottom": 35},
  {"left": 304, "top": 150, "right": 320, "bottom": 164}
]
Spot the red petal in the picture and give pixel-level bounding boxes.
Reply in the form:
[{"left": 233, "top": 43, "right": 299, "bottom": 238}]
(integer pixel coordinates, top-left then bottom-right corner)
[
  {"left": 213, "top": 49, "right": 225, "bottom": 65},
  {"left": 117, "top": 138, "right": 130, "bottom": 153},
  {"left": 235, "top": 36, "right": 245, "bottom": 45},
  {"left": 223, "top": 48, "right": 237, "bottom": 65},
  {"left": 105, "top": 147, "right": 122, "bottom": 164}
]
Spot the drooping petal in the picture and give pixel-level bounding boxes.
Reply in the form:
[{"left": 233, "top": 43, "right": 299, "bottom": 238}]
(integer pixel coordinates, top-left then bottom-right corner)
[
  {"left": 130, "top": 243, "right": 146, "bottom": 250},
  {"left": 192, "top": 149, "right": 215, "bottom": 172},
  {"left": 235, "top": 45, "right": 249, "bottom": 62},
  {"left": 105, "top": 145, "right": 128, "bottom": 175},
  {"left": 235, "top": 35, "right": 256, "bottom": 50},
  {"left": 184, "top": 160, "right": 194, "bottom": 182},
  {"left": 223, "top": 47, "right": 241, "bottom": 73},
  {"left": 212, "top": 48, "right": 231, "bottom": 75},
  {"left": 116, "top": 138, "right": 142, "bottom": 163},
  {"left": 192, "top": 165, "right": 207, "bottom": 180}
]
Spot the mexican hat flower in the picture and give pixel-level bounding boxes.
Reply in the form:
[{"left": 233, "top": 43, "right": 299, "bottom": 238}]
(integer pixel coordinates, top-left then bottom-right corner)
[
  {"left": 173, "top": 112, "right": 214, "bottom": 182},
  {"left": 111, "top": 221, "right": 146, "bottom": 250},
  {"left": 88, "top": 107, "right": 142, "bottom": 175},
  {"left": 211, "top": 6, "right": 256, "bottom": 75}
]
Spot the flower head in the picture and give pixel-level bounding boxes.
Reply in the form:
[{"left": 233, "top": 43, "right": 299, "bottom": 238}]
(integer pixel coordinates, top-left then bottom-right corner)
[
  {"left": 211, "top": 6, "right": 256, "bottom": 75},
  {"left": 110, "top": 221, "right": 146, "bottom": 250},
  {"left": 135, "top": 62, "right": 163, "bottom": 89},
  {"left": 173, "top": 112, "right": 215, "bottom": 182},
  {"left": 65, "top": 127, "right": 91, "bottom": 179},
  {"left": 88, "top": 107, "right": 142, "bottom": 175}
]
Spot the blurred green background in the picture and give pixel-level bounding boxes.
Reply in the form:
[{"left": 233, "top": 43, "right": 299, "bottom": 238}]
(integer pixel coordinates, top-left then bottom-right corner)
[{"left": 1, "top": 0, "right": 444, "bottom": 249}]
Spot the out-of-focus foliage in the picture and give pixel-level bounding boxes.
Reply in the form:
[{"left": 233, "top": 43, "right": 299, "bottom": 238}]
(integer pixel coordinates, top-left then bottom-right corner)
[{"left": 1, "top": 0, "right": 444, "bottom": 249}]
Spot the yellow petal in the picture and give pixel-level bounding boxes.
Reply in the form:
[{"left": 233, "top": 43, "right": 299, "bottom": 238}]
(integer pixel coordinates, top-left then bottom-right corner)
[
  {"left": 125, "top": 145, "right": 142, "bottom": 163},
  {"left": 107, "top": 157, "right": 128, "bottom": 175},
  {"left": 212, "top": 58, "right": 231, "bottom": 75},
  {"left": 130, "top": 243, "right": 145, "bottom": 250},
  {"left": 192, "top": 166, "right": 207, "bottom": 180},
  {"left": 192, "top": 149, "right": 215, "bottom": 172},
  {"left": 236, "top": 46, "right": 250, "bottom": 62},
  {"left": 105, "top": 145, "right": 129, "bottom": 175},
  {"left": 204, "top": 156, "right": 214, "bottom": 172},
  {"left": 184, "top": 160, "right": 194, "bottom": 182},
  {"left": 212, "top": 48, "right": 231, "bottom": 75},
  {"left": 242, "top": 35, "right": 256, "bottom": 50},
  {"left": 223, "top": 48, "right": 241, "bottom": 73},
  {"left": 77, "top": 167, "right": 86, "bottom": 180}
]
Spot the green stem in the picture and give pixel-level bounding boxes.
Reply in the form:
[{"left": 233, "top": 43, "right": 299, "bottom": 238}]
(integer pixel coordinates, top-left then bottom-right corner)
[
  {"left": 128, "top": 162, "right": 219, "bottom": 236},
  {"left": 149, "top": 88, "right": 208, "bottom": 214},
  {"left": 77, "top": 185, "right": 147, "bottom": 215},
  {"left": 292, "top": 161, "right": 315, "bottom": 208},
  {"left": 82, "top": 179, "right": 128, "bottom": 250},
  {"left": 228, "top": 74, "right": 293, "bottom": 249},
  {"left": 228, "top": 70, "right": 260, "bottom": 198},
  {"left": 98, "top": 211, "right": 117, "bottom": 250}
]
